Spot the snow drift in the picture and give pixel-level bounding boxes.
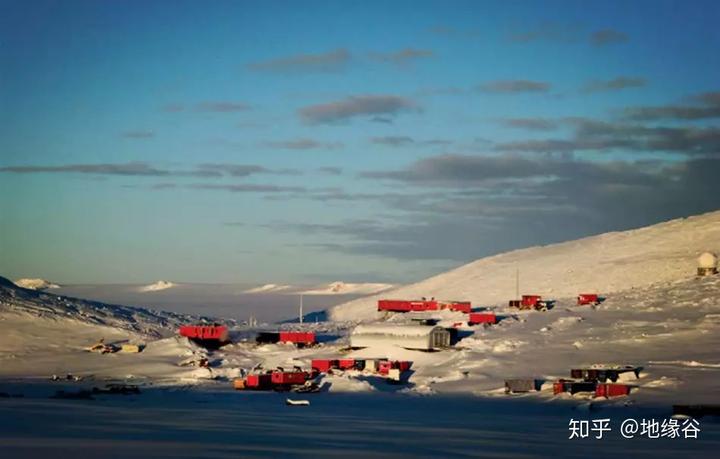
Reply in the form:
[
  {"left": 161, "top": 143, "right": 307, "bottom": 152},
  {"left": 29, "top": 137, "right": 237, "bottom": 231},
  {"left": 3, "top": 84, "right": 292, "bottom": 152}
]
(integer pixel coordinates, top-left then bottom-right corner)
[{"left": 330, "top": 210, "right": 720, "bottom": 321}]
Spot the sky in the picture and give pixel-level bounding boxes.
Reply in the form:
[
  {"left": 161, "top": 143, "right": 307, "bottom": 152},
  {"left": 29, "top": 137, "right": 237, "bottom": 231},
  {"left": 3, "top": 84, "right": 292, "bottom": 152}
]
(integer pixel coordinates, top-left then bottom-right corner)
[{"left": 1, "top": 0, "right": 720, "bottom": 284}]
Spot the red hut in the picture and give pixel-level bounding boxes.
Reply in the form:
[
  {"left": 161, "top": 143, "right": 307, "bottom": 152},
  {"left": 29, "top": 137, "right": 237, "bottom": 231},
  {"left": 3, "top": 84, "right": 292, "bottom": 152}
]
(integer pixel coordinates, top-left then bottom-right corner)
[
  {"left": 577, "top": 293, "right": 600, "bottom": 305},
  {"left": 179, "top": 324, "right": 230, "bottom": 348},
  {"left": 595, "top": 383, "right": 631, "bottom": 398},
  {"left": 468, "top": 313, "right": 498, "bottom": 325},
  {"left": 278, "top": 331, "right": 316, "bottom": 346}
]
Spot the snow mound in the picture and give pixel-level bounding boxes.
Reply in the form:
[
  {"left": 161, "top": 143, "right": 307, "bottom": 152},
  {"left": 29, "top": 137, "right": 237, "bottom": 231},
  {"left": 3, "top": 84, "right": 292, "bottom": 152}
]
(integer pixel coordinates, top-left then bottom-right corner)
[
  {"left": 138, "top": 280, "right": 176, "bottom": 292},
  {"left": 244, "top": 283, "right": 291, "bottom": 294},
  {"left": 330, "top": 210, "right": 720, "bottom": 321},
  {"left": 302, "top": 281, "right": 394, "bottom": 296},
  {"left": 14, "top": 278, "right": 60, "bottom": 290}
]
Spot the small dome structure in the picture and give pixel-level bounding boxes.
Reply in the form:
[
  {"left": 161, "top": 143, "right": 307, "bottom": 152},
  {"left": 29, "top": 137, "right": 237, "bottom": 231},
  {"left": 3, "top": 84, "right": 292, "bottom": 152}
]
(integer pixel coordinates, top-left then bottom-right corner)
[{"left": 697, "top": 252, "right": 718, "bottom": 276}]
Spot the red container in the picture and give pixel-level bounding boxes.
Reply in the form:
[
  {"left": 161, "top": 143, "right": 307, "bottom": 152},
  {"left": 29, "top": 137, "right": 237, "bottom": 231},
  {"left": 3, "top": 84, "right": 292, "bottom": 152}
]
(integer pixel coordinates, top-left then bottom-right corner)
[
  {"left": 468, "top": 313, "right": 497, "bottom": 325},
  {"left": 440, "top": 301, "right": 471, "bottom": 313},
  {"left": 378, "top": 361, "right": 393, "bottom": 375},
  {"left": 337, "top": 359, "right": 355, "bottom": 370},
  {"left": 395, "top": 361, "right": 412, "bottom": 372},
  {"left": 521, "top": 295, "right": 542, "bottom": 307},
  {"left": 311, "top": 359, "right": 337, "bottom": 372},
  {"left": 553, "top": 380, "right": 567, "bottom": 395},
  {"left": 179, "top": 325, "right": 229, "bottom": 341},
  {"left": 378, "top": 299, "right": 440, "bottom": 312},
  {"left": 278, "top": 331, "right": 316, "bottom": 345},
  {"left": 271, "top": 371, "right": 307, "bottom": 385},
  {"left": 378, "top": 300, "right": 412, "bottom": 312},
  {"left": 595, "top": 383, "right": 630, "bottom": 398},
  {"left": 245, "top": 373, "right": 272, "bottom": 389},
  {"left": 454, "top": 303, "right": 472, "bottom": 313},
  {"left": 578, "top": 294, "right": 599, "bottom": 305}
]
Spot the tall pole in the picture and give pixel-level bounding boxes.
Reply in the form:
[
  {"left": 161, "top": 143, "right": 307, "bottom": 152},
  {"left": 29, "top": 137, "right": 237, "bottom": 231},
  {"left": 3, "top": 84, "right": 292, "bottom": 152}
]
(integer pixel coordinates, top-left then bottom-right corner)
[
  {"left": 515, "top": 267, "right": 520, "bottom": 300},
  {"left": 299, "top": 294, "right": 304, "bottom": 324}
]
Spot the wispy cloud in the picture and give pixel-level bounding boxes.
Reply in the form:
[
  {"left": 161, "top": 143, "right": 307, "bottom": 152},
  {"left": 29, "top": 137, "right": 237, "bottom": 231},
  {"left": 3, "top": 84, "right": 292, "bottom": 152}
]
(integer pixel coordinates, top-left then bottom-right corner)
[
  {"left": 583, "top": 77, "right": 646, "bottom": 93},
  {"left": 188, "top": 183, "right": 306, "bottom": 193},
  {"left": 477, "top": 80, "right": 551, "bottom": 93},
  {"left": 508, "top": 24, "right": 582, "bottom": 43},
  {"left": 317, "top": 166, "right": 343, "bottom": 175},
  {"left": 196, "top": 163, "right": 301, "bottom": 176},
  {"left": 298, "top": 95, "right": 418, "bottom": 124},
  {"left": 195, "top": 101, "right": 251, "bottom": 112},
  {"left": 121, "top": 130, "right": 155, "bottom": 139},
  {"left": 623, "top": 91, "right": 720, "bottom": 120},
  {"left": 370, "top": 136, "right": 415, "bottom": 147},
  {"left": 370, "top": 136, "right": 452, "bottom": 147},
  {"left": 368, "top": 48, "right": 434, "bottom": 66},
  {"left": 499, "top": 118, "right": 558, "bottom": 130},
  {"left": 161, "top": 103, "right": 185, "bottom": 112},
  {"left": 591, "top": 28, "right": 629, "bottom": 45},
  {"left": 0, "top": 162, "right": 173, "bottom": 176},
  {"left": 494, "top": 117, "right": 720, "bottom": 155},
  {"left": 428, "top": 26, "right": 481, "bottom": 38},
  {"left": 0, "top": 162, "right": 302, "bottom": 178},
  {"left": 264, "top": 139, "right": 343, "bottom": 150},
  {"left": 247, "top": 49, "right": 350, "bottom": 74},
  {"left": 507, "top": 24, "right": 629, "bottom": 46}
]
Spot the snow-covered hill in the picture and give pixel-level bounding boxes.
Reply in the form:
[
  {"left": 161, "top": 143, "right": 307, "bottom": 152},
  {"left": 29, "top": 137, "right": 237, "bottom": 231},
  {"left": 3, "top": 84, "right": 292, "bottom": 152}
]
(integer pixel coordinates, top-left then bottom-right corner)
[
  {"left": 14, "top": 278, "right": 60, "bottom": 290},
  {"left": 0, "top": 276, "right": 202, "bottom": 337},
  {"left": 330, "top": 210, "right": 720, "bottom": 321},
  {"left": 138, "top": 280, "right": 176, "bottom": 292}
]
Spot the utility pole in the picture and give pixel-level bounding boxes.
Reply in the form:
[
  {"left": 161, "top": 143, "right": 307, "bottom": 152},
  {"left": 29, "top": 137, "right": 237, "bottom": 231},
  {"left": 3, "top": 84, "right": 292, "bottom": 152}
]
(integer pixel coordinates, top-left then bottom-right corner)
[{"left": 299, "top": 294, "right": 304, "bottom": 324}]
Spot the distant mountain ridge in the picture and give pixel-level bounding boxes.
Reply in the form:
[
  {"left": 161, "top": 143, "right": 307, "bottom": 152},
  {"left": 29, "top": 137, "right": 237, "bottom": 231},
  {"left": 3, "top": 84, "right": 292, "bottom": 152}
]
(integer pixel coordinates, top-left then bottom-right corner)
[{"left": 0, "top": 275, "right": 214, "bottom": 337}]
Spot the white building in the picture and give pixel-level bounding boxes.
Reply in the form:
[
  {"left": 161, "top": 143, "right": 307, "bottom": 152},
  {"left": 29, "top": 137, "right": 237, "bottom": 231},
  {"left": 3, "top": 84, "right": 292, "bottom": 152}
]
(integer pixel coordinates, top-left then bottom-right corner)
[
  {"left": 697, "top": 252, "right": 718, "bottom": 276},
  {"left": 350, "top": 324, "right": 451, "bottom": 351}
]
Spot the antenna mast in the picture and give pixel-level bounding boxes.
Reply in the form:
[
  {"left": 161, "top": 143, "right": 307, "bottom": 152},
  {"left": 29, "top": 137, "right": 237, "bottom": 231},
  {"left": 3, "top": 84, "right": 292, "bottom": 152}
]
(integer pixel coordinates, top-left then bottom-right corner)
[{"left": 299, "top": 294, "right": 304, "bottom": 324}]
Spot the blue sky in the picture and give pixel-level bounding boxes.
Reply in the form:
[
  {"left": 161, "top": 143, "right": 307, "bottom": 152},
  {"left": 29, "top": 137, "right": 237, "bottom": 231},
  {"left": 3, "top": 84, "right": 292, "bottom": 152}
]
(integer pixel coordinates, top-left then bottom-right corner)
[{"left": 1, "top": 0, "right": 720, "bottom": 284}]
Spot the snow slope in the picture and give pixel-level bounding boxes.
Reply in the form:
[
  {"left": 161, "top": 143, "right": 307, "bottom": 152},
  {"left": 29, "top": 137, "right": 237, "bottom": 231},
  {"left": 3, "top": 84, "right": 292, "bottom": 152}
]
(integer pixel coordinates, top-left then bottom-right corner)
[
  {"left": 14, "top": 278, "right": 60, "bottom": 290},
  {"left": 331, "top": 210, "right": 720, "bottom": 321},
  {"left": 0, "top": 276, "right": 201, "bottom": 337},
  {"left": 0, "top": 276, "right": 230, "bottom": 383}
]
